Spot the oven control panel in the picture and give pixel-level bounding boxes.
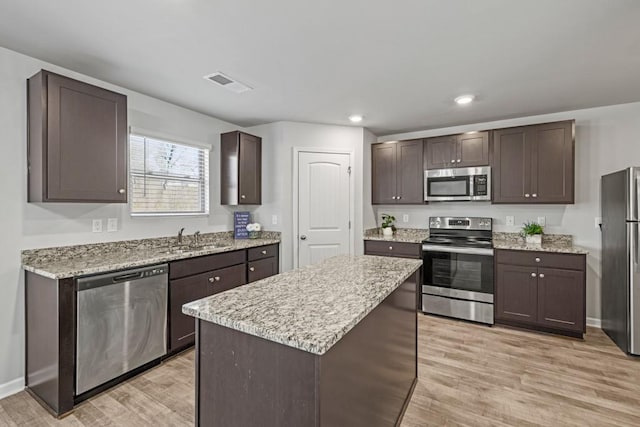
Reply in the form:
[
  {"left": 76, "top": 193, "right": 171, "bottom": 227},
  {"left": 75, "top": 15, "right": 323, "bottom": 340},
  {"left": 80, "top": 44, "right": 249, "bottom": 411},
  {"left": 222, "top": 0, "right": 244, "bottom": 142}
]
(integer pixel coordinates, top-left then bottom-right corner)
[{"left": 429, "top": 217, "right": 492, "bottom": 230}]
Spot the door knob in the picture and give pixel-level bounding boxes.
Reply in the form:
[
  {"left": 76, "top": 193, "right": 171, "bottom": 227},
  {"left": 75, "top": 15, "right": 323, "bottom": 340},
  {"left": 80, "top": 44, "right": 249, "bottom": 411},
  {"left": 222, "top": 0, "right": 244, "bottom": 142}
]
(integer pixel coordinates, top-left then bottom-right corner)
[
  {"left": 241, "top": 194, "right": 246, "bottom": 199},
  {"left": 525, "top": 194, "right": 530, "bottom": 198},
  {"left": 539, "top": 273, "right": 545, "bottom": 278},
  {"left": 531, "top": 273, "right": 537, "bottom": 278},
  {"left": 535, "top": 257, "right": 541, "bottom": 263},
  {"left": 261, "top": 250, "right": 267, "bottom": 255},
  {"left": 532, "top": 193, "right": 538, "bottom": 198},
  {"left": 389, "top": 246, "right": 393, "bottom": 250},
  {"left": 392, "top": 196, "right": 396, "bottom": 200},
  {"left": 457, "top": 159, "right": 461, "bottom": 163},
  {"left": 118, "top": 189, "right": 126, "bottom": 194},
  {"left": 300, "top": 235, "right": 307, "bottom": 240},
  {"left": 450, "top": 159, "right": 455, "bottom": 163}
]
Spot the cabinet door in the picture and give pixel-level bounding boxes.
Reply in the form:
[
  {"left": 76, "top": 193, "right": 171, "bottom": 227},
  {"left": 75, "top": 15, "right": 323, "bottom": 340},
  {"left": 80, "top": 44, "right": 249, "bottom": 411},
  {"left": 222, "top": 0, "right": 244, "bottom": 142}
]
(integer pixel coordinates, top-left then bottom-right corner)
[
  {"left": 371, "top": 143, "right": 397, "bottom": 204},
  {"left": 537, "top": 267, "right": 584, "bottom": 332},
  {"left": 248, "top": 257, "right": 278, "bottom": 283},
  {"left": 492, "top": 127, "right": 532, "bottom": 203},
  {"left": 46, "top": 73, "right": 127, "bottom": 202},
  {"left": 396, "top": 139, "right": 424, "bottom": 204},
  {"left": 530, "top": 121, "right": 574, "bottom": 204},
  {"left": 238, "top": 133, "right": 262, "bottom": 204},
  {"left": 456, "top": 131, "right": 489, "bottom": 168},
  {"left": 495, "top": 264, "right": 538, "bottom": 324},
  {"left": 424, "top": 136, "right": 456, "bottom": 169}
]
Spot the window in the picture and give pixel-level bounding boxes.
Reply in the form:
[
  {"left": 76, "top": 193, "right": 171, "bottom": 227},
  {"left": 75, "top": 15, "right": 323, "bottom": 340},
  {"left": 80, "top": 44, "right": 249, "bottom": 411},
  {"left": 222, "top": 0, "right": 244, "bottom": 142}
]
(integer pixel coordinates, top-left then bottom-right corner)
[{"left": 129, "top": 134, "right": 209, "bottom": 215}]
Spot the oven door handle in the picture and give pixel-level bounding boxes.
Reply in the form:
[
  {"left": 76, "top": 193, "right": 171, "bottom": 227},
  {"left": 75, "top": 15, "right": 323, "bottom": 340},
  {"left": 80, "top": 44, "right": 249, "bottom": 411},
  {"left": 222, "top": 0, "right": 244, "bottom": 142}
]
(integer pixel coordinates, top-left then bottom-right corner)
[{"left": 421, "top": 245, "right": 494, "bottom": 256}]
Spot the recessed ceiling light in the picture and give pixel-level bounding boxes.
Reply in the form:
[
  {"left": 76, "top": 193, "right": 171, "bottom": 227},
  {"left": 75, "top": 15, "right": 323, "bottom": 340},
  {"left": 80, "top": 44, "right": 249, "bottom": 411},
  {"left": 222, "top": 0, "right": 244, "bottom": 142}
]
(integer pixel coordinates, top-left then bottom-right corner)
[
  {"left": 349, "top": 114, "right": 363, "bottom": 123},
  {"left": 454, "top": 95, "right": 475, "bottom": 105}
]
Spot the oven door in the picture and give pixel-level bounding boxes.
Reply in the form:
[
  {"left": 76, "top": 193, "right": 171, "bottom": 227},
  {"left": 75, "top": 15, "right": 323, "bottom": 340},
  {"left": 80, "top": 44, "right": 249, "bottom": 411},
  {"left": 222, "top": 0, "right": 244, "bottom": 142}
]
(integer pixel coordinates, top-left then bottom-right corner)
[
  {"left": 425, "top": 174, "right": 472, "bottom": 201},
  {"left": 422, "top": 246, "right": 494, "bottom": 302}
]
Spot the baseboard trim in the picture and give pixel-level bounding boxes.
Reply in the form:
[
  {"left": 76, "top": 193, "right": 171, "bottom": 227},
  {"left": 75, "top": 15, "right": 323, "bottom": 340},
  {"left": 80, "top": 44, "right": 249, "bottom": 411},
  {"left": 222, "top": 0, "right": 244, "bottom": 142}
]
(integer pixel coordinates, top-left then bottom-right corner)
[
  {"left": 0, "top": 378, "right": 24, "bottom": 400},
  {"left": 587, "top": 317, "right": 602, "bottom": 328}
]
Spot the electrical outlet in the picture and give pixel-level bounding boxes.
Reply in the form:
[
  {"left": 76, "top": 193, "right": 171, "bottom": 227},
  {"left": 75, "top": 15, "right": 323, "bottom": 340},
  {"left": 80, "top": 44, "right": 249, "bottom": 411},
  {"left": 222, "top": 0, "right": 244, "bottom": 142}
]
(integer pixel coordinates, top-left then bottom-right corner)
[
  {"left": 506, "top": 216, "right": 515, "bottom": 226},
  {"left": 92, "top": 219, "right": 103, "bottom": 233},
  {"left": 595, "top": 217, "right": 602, "bottom": 229},
  {"left": 537, "top": 216, "right": 546, "bottom": 226},
  {"left": 107, "top": 218, "right": 118, "bottom": 232},
  {"left": 402, "top": 214, "right": 409, "bottom": 223},
  {"left": 272, "top": 215, "right": 278, "bottom": 225}
]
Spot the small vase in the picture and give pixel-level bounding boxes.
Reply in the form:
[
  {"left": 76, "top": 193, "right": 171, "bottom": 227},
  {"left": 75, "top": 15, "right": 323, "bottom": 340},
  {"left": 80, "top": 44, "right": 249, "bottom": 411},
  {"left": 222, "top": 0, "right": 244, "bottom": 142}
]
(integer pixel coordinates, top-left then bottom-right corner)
[
  {"left": 525, "top": 234, "right": 542, "bottom": 247},
  {"left": 248, "top": 231, "right": 261, "bottom": 239},
  {"left": 382, "top": 227, "right": 393, "bottom": 239}
]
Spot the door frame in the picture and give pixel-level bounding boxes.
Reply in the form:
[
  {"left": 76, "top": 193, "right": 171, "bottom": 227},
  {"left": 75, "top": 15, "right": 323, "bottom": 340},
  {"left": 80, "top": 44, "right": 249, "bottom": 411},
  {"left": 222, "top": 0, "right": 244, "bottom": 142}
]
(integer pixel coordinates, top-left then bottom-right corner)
[{"left": 292, "top": 147, "right": 355, "bottom": 269}]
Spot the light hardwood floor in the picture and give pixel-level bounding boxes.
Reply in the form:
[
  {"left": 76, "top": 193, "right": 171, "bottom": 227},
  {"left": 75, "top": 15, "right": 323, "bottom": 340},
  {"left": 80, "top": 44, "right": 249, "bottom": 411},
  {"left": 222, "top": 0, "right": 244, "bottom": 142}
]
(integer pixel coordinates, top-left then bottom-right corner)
[{"left": 1, "top": 315, "right": 640, "bottom": 426}]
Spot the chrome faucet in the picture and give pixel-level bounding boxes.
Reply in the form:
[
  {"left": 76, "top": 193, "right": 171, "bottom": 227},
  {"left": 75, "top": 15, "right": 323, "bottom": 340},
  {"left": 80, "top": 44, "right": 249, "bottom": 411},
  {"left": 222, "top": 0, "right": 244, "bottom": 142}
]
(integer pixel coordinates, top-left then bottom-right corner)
[
  {"left": 177, "top": 227, "right": 185, "bottom": 246},
  {"left": 193, "top": 231, "right": 201, "bottom": 248}
]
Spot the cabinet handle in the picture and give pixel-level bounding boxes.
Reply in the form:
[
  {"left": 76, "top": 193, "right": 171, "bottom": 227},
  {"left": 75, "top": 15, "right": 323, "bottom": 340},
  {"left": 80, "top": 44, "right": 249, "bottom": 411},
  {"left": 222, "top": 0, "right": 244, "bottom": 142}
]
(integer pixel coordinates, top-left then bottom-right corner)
[
  {"left": 392, "top": 196, "right": 397, "bottom": 200},
  {"left": 450, "top": 159, "right": 455, "bottom": 163},
  {"left": 389, "top": 246, "right": 393, "bottom": 250},
  {"left": 249, "top": 267, "right": 255, "bottom": 272},
  {"left": 241, "top": 195, "right": 246, "bottom": 199},
  {"left": 397, "top": 196, "right": 401, "bottom": 200},
  {"left": 532, "top": 193, "right": 538, "bottom": 198},
  {"left": 118, "top": 189, "right": 126, "bottom": 194},
  {"left": 525, "top": 193, "right": 530, "bottom": 198},
  {"left": 208, "top": 276, "right": 221, "bottom": 283},
  {"left": 539, "top": 273, "right": 545, "bottom": 278},
  {"left": 457, "top": 159, "right": 461, "bottom": 163},
  {"left": 535, "top": 257, "right": 541, "bottom": 263},
  {"left": 531, "top": 273, "right": 537, "bottom": 278},
  {"left": 261, "top": 250, "right": 267, "bottom": 255}
]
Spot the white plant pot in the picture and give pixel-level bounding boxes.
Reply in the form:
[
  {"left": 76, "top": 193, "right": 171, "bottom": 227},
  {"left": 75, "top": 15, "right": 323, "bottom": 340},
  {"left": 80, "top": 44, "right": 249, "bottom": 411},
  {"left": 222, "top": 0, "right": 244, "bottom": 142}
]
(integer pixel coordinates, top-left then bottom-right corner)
[
  {"left": 382, "top": 227, "right": 394, "bottom": 239},
  {"left": 525, "top": 234, "right": 542, "bottom": 246}
]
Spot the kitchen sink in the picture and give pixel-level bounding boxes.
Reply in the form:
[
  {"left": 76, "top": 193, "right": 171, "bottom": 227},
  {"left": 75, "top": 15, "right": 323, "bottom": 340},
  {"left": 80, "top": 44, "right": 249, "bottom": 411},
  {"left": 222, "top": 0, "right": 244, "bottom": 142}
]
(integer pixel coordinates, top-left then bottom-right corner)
[{"left": 158, "top": 243, "right": 231, "bottom": 255}]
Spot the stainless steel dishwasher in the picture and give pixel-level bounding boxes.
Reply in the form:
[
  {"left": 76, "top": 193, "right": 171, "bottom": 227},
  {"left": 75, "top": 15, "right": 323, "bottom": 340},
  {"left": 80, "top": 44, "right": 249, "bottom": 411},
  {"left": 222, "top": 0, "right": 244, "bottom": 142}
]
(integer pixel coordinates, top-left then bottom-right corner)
[{"left": 76, "top": 264, "right": 168, "bottom": 395}]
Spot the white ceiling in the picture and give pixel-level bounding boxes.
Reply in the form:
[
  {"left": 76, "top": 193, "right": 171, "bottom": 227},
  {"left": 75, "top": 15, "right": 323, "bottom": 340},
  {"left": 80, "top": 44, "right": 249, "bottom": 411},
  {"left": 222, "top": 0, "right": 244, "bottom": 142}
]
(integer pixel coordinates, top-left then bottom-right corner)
[{"left": 1, "top": 0, "right": 639, "bottom": 135}]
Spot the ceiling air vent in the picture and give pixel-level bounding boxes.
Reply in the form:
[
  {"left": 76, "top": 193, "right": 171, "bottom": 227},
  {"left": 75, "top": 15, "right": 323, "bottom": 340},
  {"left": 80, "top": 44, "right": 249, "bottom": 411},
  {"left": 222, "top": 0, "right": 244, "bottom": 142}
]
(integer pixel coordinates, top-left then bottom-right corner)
[{"left": 203, "top": 72, "right": 252, "bottom": 93}]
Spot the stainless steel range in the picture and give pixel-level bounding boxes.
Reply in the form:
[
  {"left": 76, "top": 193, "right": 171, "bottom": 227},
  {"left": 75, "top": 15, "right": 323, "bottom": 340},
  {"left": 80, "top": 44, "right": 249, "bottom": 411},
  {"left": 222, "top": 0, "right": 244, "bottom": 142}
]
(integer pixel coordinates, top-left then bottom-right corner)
[{"left": 421, "top": 216, "right": 494, "bottom": 324}]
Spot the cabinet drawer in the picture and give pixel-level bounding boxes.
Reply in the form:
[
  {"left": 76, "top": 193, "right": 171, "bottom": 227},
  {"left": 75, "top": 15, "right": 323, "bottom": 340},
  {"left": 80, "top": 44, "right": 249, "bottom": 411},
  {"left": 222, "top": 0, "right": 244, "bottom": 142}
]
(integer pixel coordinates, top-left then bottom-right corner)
[
  {"left": 248, "top": 257, "right": 278, "bottom": 283},
  {"left": 170, "top": 250, "right": 246, "bottom": 279},
  {"left": 248, "top": 244, "right": 278, "bottom": 261},
  {"left": 496, "top": 249, "right": 585, "bottom": 271},
  {"left": 364, "top": 240, "right": 421, "bottom": 259}
]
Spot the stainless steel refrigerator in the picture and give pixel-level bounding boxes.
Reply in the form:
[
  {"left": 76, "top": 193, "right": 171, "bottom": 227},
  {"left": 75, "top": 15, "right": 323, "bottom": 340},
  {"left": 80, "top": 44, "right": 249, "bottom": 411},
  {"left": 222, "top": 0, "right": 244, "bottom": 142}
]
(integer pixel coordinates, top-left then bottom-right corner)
[{"left": 601, "top": 167, "right": 640, "bottom": 355}]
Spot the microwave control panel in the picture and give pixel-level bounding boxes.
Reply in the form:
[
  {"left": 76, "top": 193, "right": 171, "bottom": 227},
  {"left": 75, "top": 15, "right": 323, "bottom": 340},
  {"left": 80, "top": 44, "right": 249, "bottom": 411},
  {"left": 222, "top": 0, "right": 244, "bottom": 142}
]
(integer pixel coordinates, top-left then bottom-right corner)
[{"left": 474, "top": 175, "right": 488, "bottom": 196}]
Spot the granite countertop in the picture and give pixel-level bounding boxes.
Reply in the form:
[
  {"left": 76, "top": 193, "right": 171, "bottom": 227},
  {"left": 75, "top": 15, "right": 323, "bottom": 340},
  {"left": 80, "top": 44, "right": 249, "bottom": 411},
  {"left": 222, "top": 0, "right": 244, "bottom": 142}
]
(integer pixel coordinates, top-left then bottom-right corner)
[
  {"left": 492, "top": 232, "right": 588, "bottom": 255},
  {"left": 363, "top": 228, "right": 429, "bottom": 244},
  {"left": 182, "top": 255, "right": 422, "bottom": 355},
  {"left": 22, "top": 231, "right": 281, "bottom": 279}
]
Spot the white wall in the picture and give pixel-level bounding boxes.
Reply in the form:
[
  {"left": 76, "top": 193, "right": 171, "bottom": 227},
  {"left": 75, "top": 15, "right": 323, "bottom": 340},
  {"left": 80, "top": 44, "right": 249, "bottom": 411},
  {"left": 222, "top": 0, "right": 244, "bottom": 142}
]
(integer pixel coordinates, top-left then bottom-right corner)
[
  {"left": 248, "top": 122, "right": 367, "bottom": 272},
  {"left": 370, "top": 101, "right": 640, "bottom": 322},
  {"left": 0, "top": 46, "right": 251, "bottom": 395}
]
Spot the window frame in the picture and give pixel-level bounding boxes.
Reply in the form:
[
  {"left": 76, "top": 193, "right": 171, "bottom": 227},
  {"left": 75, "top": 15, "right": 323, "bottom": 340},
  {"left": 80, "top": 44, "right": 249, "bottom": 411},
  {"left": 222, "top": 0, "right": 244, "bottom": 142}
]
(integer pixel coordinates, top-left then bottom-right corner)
[{"left": 128, "top": 132, "right": 210, "bottom": 217}]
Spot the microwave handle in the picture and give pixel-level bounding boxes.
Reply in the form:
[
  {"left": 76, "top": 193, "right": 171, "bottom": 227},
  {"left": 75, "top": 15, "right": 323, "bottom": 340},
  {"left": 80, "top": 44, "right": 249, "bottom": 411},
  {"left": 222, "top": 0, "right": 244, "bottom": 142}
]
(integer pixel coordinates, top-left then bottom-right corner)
[{"left": 469, "top": 175, "right": 474, "bottom": 196}]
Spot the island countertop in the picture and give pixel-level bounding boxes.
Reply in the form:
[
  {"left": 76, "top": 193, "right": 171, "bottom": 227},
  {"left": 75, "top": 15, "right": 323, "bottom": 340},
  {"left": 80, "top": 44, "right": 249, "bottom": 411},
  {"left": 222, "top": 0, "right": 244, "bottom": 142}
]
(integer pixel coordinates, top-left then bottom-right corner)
[{"left": 182, "top": 255, "right": 422, "bottom": 355}]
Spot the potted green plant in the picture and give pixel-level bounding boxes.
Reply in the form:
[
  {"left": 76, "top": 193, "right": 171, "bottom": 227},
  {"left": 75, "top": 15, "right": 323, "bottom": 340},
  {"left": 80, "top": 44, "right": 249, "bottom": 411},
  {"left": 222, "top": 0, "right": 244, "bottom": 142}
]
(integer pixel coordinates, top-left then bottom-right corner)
[
  {"left": 521, "top": 221, "right": 543, "bottom": 246},
  {"left": 381, "top": 214, "right": 396, "bottom": 238}
]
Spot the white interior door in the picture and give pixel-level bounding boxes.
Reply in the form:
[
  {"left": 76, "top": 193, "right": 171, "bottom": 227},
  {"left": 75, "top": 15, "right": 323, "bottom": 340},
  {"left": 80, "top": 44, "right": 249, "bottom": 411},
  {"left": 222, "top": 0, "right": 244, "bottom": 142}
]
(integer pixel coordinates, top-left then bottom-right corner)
[{"left": 298, "top": 151, "right": 351, "bottom": 267}]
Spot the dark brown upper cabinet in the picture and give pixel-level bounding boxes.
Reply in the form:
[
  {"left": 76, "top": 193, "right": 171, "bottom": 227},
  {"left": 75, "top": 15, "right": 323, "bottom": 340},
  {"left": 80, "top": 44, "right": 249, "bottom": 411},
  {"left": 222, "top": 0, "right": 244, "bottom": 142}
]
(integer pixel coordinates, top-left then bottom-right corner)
[
  {"left": 27, "top": 70, "right": 128, "bottom": 203},
  {"left": 372, "top": 139, "right": 423, "bottom": 204},
  {"left": 492, "top": 120, "right": 574, "bottom": 204},
  {"left": 221, "top": 131, "right": 262, "bottom": 205},
  {"left": 424, "top": 132, "right": 489, "bottom": 169}
]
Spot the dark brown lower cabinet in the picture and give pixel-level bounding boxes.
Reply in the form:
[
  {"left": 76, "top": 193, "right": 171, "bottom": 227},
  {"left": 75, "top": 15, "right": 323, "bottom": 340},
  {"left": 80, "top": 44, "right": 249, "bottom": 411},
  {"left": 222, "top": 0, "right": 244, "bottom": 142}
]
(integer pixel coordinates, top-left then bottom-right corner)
[
  {"left": 248, "top": 257, "right": 278, "bottom": 283},
  {"left": 169, "top": 264, "right": 246, "bottom": 350},
  {"left": 495, "top": 249, "right": 586, "bottom": 338}
]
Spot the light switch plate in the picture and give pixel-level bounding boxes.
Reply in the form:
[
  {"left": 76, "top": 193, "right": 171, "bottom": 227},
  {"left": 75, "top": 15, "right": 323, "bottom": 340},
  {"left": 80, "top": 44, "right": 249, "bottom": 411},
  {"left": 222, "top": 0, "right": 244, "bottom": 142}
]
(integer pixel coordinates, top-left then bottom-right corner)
[
  {"left": 272, "top": 215, "right": 278, "bottom": 225},
  {"left": 92, "top": 219, "right": 103, "bottom": 233},
  {"left": 506, "top": 216, "right": 515, "bottom": 226},
  {"left": 537, "top": 216, "right": 546, "bottom": 226},
  {"left": 595, "top": 217, "right": 602, "bottom": 229},
  {"left": 107, "top": 218, "right": 118, "bottom": 232},
  {"left": 402, "top": 214, "right": 409, "bottom": 223}
]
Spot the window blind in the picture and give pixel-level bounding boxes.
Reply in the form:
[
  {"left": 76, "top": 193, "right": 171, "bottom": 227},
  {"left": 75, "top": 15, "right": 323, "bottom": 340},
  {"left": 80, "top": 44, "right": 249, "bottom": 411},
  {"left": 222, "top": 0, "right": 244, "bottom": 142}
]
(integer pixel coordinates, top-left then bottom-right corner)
[{"left": 129, "top": 134, "right": 209, "bottom": 215}]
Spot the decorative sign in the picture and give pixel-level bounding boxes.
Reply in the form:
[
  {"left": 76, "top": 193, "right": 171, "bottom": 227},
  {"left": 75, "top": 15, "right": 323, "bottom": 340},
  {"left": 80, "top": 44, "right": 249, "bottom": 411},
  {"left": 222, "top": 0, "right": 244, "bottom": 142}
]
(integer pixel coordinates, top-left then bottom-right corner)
[{"left": 234, "top": 211, "right": 251, "bottom": 239}]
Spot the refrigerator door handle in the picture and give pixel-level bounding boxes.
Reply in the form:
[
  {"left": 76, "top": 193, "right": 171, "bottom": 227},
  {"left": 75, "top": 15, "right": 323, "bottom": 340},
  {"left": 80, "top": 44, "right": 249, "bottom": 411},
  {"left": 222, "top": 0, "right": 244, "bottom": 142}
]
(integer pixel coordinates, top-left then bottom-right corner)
[{"left": 631, "top": 222, "right": 640, "bottom": 354}]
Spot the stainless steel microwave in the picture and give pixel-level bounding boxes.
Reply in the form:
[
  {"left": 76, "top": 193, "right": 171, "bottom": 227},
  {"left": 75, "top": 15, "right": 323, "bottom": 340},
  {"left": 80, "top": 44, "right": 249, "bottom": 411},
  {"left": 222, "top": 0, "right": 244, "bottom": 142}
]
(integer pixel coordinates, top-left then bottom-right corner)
[{"left": 424, "top": 166, "right": 491, "bottom": 202}]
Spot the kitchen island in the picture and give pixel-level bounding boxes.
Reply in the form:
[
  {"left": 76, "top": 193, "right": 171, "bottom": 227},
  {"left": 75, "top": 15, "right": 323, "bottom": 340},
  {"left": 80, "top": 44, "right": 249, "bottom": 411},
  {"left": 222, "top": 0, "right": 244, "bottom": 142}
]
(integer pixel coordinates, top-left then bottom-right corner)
[{"left": 183, "top": 255, "right": 422, "bottom": 427}]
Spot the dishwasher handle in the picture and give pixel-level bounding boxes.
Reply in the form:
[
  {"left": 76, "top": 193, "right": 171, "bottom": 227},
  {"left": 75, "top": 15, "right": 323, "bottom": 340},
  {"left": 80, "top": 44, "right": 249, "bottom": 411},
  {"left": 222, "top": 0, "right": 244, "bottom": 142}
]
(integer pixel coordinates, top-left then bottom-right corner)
[{"left": 112, "top": 272, "right": 144, "bottom": 283}]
